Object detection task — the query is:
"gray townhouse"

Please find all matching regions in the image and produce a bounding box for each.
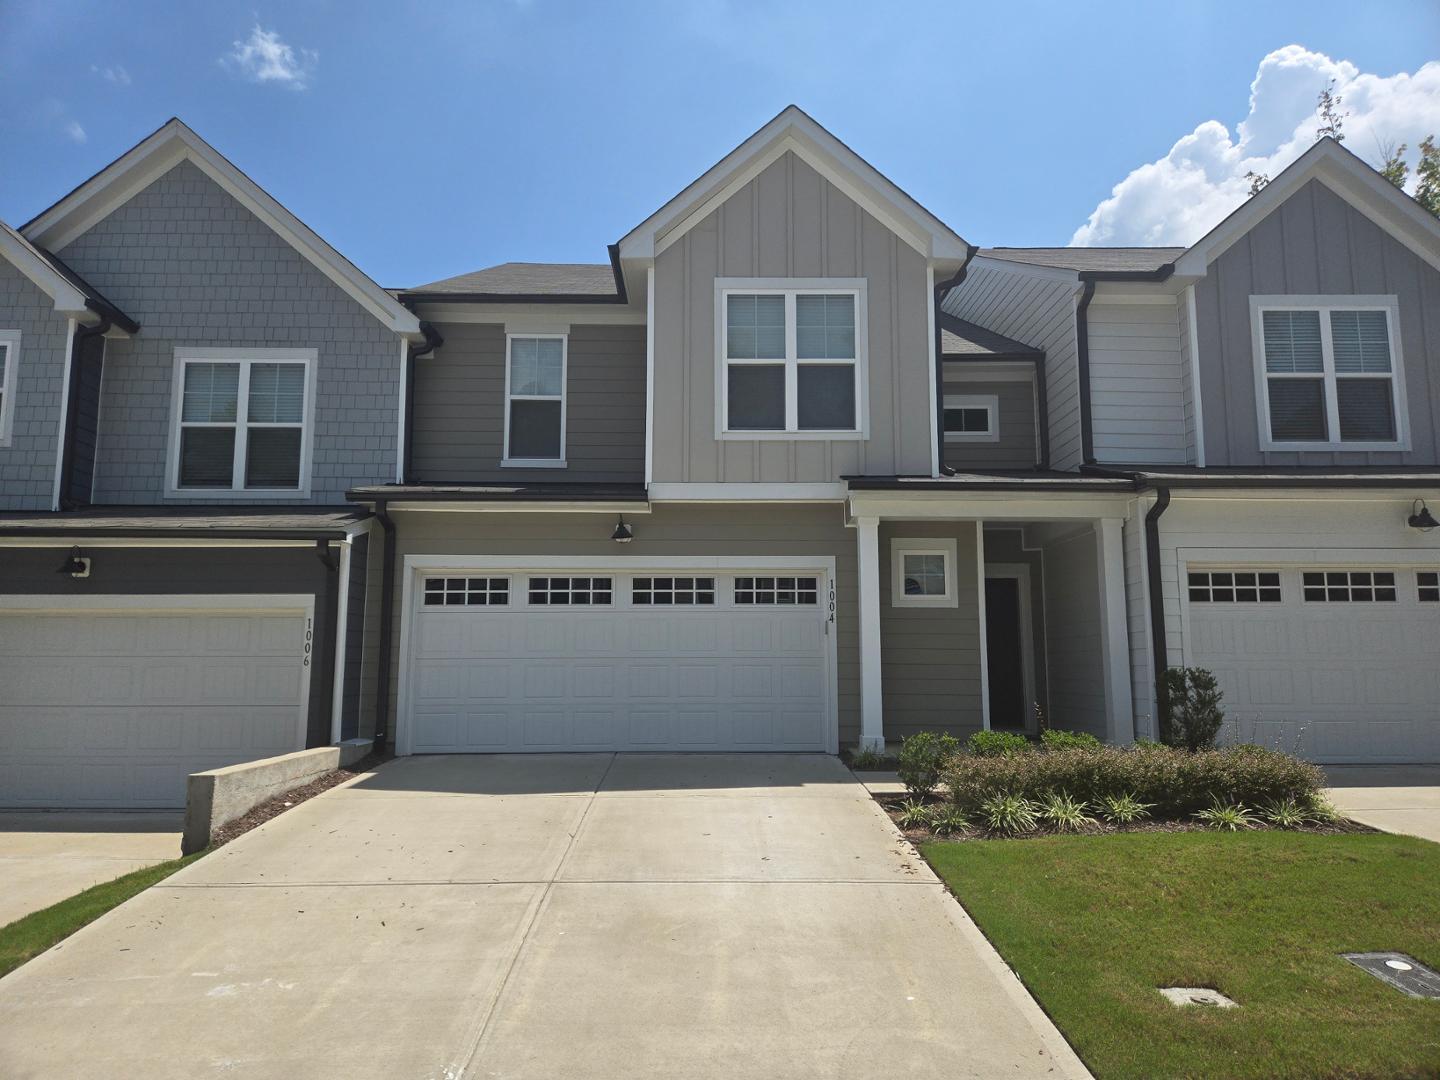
[2,107,1437,809]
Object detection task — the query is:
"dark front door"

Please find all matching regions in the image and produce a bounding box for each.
[985,577,1027,728]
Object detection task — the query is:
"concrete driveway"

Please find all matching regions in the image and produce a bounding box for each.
[1327,764,1440,843]
[0,754,1086,1080]
[0,812,182,927]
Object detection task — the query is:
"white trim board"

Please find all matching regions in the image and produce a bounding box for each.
[0,225,92,320]
[648,482,847,502]
[0,329,23,450]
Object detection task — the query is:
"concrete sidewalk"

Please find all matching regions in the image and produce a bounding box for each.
[0,753,1088,1080]
[1326,764,1440,843]
[0,812,182,927]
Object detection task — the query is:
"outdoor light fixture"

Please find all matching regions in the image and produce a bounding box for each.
[1408,499,1439,532]
[611,515,634,543]
[56,546,91,578]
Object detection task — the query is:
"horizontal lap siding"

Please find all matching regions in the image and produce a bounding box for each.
[410,323,644,483]
[944,265,1082,470]
[0,258,71,510]
[1088,302,1188,464]
[1196,178,1440,467]
[942,375,1037,469]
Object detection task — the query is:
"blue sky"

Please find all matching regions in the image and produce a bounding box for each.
[1,1,1437,287]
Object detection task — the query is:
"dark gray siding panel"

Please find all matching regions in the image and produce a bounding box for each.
[57,161,403,502]
[0,547,336,746]
[942,375,1038,470]
[410,322,645,483]
[0,258,71,510]
[1197,178,1440,466]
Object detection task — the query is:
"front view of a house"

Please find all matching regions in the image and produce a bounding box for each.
[2,106,1437,808]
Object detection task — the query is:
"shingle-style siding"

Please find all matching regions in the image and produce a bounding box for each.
[0,257,70,510]
[941,373,1037,469]
[1195,178,1440,466]
[55,160,402,503]
[652,150,934,483]
[409,321,645,483]
[1088,301,1188,465]
[945,264,1084,470]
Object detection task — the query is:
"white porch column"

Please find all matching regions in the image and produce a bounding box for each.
[856,515,885,752]
[1093,517,1135,744]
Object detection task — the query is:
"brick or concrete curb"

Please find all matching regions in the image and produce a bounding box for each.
[182,739,372,855]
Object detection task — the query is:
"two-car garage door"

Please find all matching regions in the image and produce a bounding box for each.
[1186,566,1440,763]
[0,600,312,808]
[403,566,835,753]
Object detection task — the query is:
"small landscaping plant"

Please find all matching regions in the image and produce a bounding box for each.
[1259,796,1311,829]
[1194,801,1257,831]
[896,731,960,797]
[928,804,971,837]
[1095,792,1153,825]
[1160,666,1226,750]
[1303,793,1342,824]
[847,745,888,770]
[966,729,1031,757]
[895,798,935,830]
[979,793,1040,836]
[1037,791,1097,833]
[1039,729,1102,752]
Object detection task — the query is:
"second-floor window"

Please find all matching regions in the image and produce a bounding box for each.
[1252,297,1407,451]
[719,282,866,437]
[168,348,314,496]
[0,330,19,447]
[504,334,566,466]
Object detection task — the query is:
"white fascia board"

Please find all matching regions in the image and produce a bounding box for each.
[0,229,90,317]
[1174,139,1440,277]
[23,120,422,336]
[847,490,1134,521]
[968,254,1080,285]
[618,106,969,262]
[413,302,645,326]
[383,500,653,514]
[648,482,847,502]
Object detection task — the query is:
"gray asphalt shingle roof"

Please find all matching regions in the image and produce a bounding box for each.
[939,315,1042,359]
[402,262,620,298]
[980,247,1184,273]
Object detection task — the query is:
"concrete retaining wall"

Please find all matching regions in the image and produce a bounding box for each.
[183,739,371,854]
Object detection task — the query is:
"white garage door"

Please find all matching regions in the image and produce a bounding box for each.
[404,567,834,753]
[0,600,312,808]
[1186,566,1440,763]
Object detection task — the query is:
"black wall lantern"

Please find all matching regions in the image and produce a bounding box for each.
[1408,499,1438,532]
[57,546,92,578]
[611,515,634,543]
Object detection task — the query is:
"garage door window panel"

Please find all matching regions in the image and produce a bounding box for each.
[1302,570,1397,603]
[1419,572,1439,603]
[1188,571,1282,603]
[734,576,818,605]
[423,577,509,606]
[529,576,612,605]
[633,577,716,605]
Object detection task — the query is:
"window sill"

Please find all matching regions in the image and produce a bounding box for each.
[891,595,959,609]
[164,488,312,500]
[717,430,867,442]
[1259,440,1411,453]
[944,433,1000,444]
[501,458,567,469]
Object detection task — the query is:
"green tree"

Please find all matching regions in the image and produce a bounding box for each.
[1316,79,1346,142]
[1415,136,1440,217]
[1378,140,1409,189]
[1159,667,1225,751]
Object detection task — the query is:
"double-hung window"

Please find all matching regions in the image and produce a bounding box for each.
[0,330,19,447]
[504,334,566,466]
[1252,297,1407,451]
[719,281,865,437]
[169,348,314,495]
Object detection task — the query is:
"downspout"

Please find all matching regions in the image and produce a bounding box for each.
[373,499,398,750]
[933,247,979,476]
[1075,279,1098,466]
[58,318,111,510]
[401,322,444,484]
[1143,486,1172,741]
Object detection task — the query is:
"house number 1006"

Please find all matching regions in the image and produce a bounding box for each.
[302,618,313,667]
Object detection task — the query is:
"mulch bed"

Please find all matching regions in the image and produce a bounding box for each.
[207,753,390,849]
[874,792,1373,842]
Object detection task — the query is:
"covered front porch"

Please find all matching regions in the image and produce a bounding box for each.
[847,476,1139,752]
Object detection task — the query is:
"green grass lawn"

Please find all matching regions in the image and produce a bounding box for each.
[922,832,1440,1080]
[0,853,203,980]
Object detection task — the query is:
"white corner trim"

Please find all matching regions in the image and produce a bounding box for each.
[975,522,991,730]
[891,536,960,608]
[644,264,656,486]
[855,516,885,751]
[0,329,24,452]
[49,322,76,506]
[1185,285,1205,467]
[395,337,408,484]
[943,393,1000,444]
[926,264,939,477]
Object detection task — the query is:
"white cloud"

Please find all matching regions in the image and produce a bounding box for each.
[223,25,318,89]
[63,119,87,143]
[1072,46,1440,246]
[91,64,131,86]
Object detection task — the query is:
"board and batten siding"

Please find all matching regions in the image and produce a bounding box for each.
[1195,177,1440,466]
[56,161,404,503]
[944,264,1084,470]
[409,322,645,483]
[651,150,933,483]
[941,374,1037,470]
[1087,301,1188,465]
[0,256,71,510]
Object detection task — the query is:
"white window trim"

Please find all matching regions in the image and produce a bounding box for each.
[891,536,959,608]
[0,330,19,448]
[714,277,869,441]
[165,347,317,499]
[1250,295,1410,452]
[943,393,1000,444]
[502,332,567,468]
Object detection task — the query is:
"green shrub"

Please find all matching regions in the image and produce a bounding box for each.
[1194,801,1256,831]
[967,730,1032,757]
[1040,729,1102,752]
[942,742,1324,818]
[1303,794,1342,824]
[897,731,960,797]
[895,798,934,830]
[979,793,1040,836]
[1038,791,1097,833]
[929,805,971,837]
[1160,667,1226,750]
[847,746,887,770]
[1096,792,1153,825]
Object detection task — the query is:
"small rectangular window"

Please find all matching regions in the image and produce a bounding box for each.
[505,336,565,464]
[528,576,612,605]
[1302,570,1396,603]
[1418,572,1439,603]
[734,576,818,605]
[423,577,509,606]
[632,577,716,605]
[943,395,998,443]
[1188,571,1282,603]
[0,332,21,447]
